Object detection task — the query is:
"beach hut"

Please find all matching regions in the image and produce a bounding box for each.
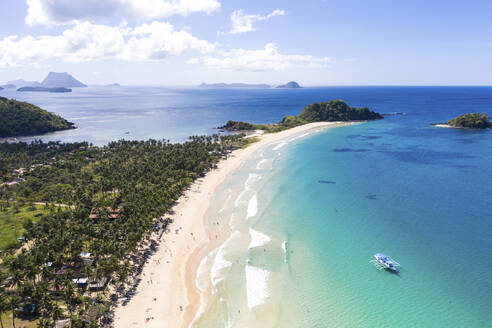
[80,252,94,265]
[72,277,88,288]
[89,276,110,291]
[89,207,120,220]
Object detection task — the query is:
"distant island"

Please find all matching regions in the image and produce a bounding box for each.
[0,86,3,91]
[17,86,72,93]
[200,83,271,89]
[4,72,87,90]
[276,81,301,88]
[433,113,492,129]
[200,82,303,89]
[220,100,383,132]
[1,84,16,89]
[41,72,87,87]
[0,97,75,137]
[6,79,43,88]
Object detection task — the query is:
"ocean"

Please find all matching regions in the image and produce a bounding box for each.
[2,86,491,327]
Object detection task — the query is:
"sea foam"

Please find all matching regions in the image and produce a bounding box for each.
[289,132,310,141]
[210,231,241,286]
[234,173,261,207]
[256,158,269,170]
[196,251,215,292]
[248,228,271,249]
[282,241,288,263]
[245,264,271,309]
[246,194,258,220]
[272,142,287,150]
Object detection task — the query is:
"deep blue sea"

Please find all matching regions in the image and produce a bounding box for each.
[2,86,491,327]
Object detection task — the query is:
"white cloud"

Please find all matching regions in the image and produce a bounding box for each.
[0,21,215,67]
[228,9,284,34]
[25,0,221,26]
[189,43,332,71]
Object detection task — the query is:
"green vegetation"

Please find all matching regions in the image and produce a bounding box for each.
[241,136,260,149]
[0,204,52,250]
[0,134,249,326]
[220,120,259,131]
[220,100,383,132]
[445,113,492,129]
[297,100,383,122]
[0,97,75,138]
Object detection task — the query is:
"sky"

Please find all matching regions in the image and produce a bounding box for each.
[0,0,491,86]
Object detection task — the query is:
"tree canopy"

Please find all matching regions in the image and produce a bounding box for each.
[0,97,75,138]
[445,113,492,129]
[0,134,250,326]
[298,100,383,122]
[220,100,382,132]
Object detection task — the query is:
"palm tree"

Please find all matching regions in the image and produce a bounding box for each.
[0,291,8,328]
[8,295,20,328]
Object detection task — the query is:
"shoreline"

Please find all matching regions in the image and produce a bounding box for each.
[432,123,491,130]
[112,121,354,328]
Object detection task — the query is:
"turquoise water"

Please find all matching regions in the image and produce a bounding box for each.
[256,122,492,327]
[192,87,492,327]
[2,86,491,326]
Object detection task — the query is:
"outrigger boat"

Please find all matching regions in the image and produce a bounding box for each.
[370,253,400,272]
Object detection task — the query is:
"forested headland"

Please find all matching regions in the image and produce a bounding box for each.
[219,100,383,132]
[443,113,492,129]
[0,97,75,138]
[0,135,250,327]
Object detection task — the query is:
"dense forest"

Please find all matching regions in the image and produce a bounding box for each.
[220,100,383,132]
[0,97,75,138]
[0,135,250,327]
[445,113,492,129]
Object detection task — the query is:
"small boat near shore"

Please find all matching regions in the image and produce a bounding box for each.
[370,253,400,272]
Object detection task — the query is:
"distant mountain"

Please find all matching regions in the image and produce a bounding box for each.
[276,81,302,88]
[42,72,87,88]
[200,83,271,89]
[7,79,42,88]
[18,87,72,93]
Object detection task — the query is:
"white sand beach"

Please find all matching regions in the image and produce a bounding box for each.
[112,122,352,328]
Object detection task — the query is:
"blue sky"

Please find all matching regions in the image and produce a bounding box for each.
[0,0,491,86]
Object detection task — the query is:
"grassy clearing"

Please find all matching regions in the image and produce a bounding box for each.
[0,204,49,250]
[242,136,260,149]
[0,311,39,328]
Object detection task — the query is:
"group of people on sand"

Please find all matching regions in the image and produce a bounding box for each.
[104,218,173,326]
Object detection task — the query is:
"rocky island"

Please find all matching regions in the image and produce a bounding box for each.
[220,100,383,132]
[276,81,302,88]
[434,113,492,129]
[0,97,75,137]
[17,86,72,93]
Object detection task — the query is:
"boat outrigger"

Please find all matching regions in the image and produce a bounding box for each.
[370,253,400,272]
